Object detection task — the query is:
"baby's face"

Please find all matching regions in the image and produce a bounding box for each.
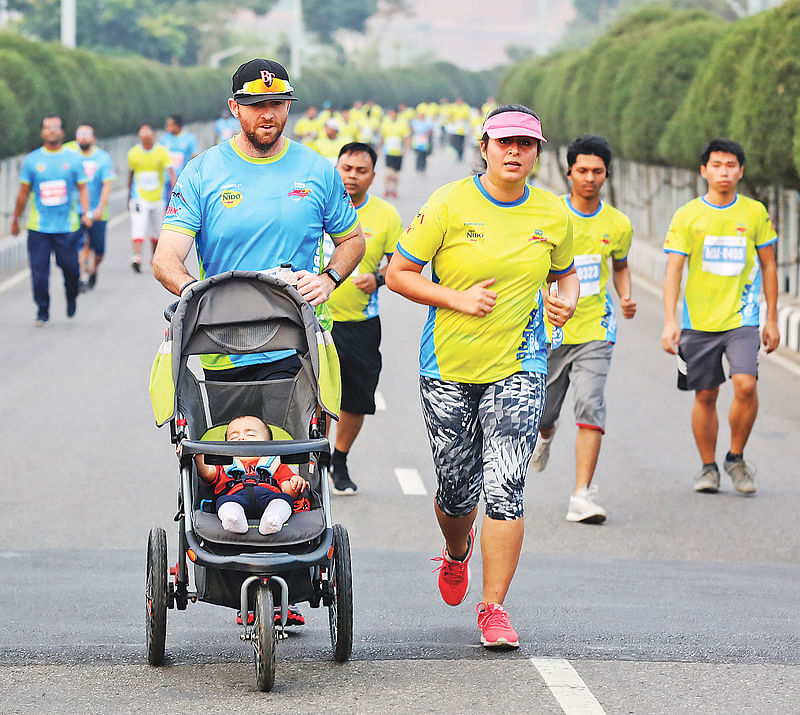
[226,417,270,441]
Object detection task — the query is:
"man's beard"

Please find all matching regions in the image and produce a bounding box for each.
[242,122,284,154]
[78,142,91,151]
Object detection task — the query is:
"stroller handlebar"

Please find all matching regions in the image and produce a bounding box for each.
[164,301,179,323]
[180,438,330,459]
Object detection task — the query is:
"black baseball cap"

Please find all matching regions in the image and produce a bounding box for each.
[232,59,298,105]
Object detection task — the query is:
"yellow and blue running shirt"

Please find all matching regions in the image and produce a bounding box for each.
[160,130,198,199]
[326,194,402,323]
[546,196,633,345]
[163,137,359,370]
[19,146,87,234]
[398,176,574,384]
[381,118,409,156]
[128,144,171,203]
[65,143,116,220]
[664,194,777,332]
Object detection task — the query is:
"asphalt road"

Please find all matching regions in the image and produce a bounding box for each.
[1,143,799,714]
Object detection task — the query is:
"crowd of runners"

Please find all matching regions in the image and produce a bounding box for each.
[8,55,781,650]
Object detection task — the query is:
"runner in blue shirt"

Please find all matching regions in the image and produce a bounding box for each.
[153,57,365,629]
[160,114,198,201]
[68,124,116,290]
[11,115,91,325]
[215,107,240,144]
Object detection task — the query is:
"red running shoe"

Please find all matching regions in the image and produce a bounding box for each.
[476,602,519,648]
[274,604,305,626]
[235,611,254,626]
[431,528,474,606]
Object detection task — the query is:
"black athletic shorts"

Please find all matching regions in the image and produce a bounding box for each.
[331,316,382,415]
[385,154,403,172]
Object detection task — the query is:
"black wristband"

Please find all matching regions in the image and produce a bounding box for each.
[374,271,385,288]
[180,279,197,294]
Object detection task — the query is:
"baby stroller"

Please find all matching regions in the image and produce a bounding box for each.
[148,270,352,691]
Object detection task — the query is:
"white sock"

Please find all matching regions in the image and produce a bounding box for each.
[259,499,292,535]
[217,502,249,534]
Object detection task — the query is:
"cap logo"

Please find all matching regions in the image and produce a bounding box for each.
[260,70,275,87]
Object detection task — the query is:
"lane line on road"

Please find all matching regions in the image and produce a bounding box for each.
[631,272,800,379]
[530,658,606,714]
[394,468,427,495]
[375,391,387,411]
[0,268,29,294]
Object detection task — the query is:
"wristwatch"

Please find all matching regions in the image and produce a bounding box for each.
[322,267,343,288]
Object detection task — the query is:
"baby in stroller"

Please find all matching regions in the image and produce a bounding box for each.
[195,415,310,536]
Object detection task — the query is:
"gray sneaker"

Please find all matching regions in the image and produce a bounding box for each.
[694,464,720,493]
[724,458,757,495]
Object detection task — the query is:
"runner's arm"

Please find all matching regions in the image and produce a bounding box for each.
[612,258,637,319]
[661,252,686,354]
[152,228,196,295]
[78,183,93,226]
[295,224,366,306]
[97,180,113,220]
[10,182,31,236]
[127,170,134,204]
[758,243,780,353]
[543,267,579,327]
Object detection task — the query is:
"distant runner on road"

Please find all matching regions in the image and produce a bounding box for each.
[387,105,578,649]
[325,142,403,495]
[10,115,90,325]
[160,114,198,201]
[530,135,636,525]
[662,138,779,496]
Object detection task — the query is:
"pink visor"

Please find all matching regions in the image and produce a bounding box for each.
[483,111,547,142]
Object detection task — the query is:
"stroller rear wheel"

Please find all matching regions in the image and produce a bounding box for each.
[253,582,276,691]
[328,523,353,662]
[145,527,168,665]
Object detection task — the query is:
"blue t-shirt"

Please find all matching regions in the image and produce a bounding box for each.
[20,146,87,234]
[163,137,360,369]
[160,130,198,197]
[215,117,240,143]
[73,146,116,218]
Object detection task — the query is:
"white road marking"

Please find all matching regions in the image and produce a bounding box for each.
[375,391,387,411]
[631,272,800,379]
[0,268,29,294]
[394,468,427,495]
[531,658,606,714]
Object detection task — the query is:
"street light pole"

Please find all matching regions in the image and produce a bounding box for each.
[61,0,76,48]
[291,0,302,79]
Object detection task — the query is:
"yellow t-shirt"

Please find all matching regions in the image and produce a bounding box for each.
[380,118,409,156]
[327,194,402,322]
[398,176,574,383]
[311,134,347,162]
[128,144,171,202]
[664,194,777,331]
[546,196,633,344]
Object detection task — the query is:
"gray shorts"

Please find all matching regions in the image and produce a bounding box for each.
[540,341,613,433]
[677,326,759,391]
[419,372,546,521]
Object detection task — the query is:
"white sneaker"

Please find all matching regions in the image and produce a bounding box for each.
[566,485,607,524]
[530,434,553,472]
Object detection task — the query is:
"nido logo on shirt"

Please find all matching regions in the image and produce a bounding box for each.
[220,189,242,208]
[464,221,486,245]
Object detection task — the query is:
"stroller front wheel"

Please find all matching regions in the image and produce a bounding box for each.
[328,523,353,662]
[145,527,168,666]
[253,582,276,691]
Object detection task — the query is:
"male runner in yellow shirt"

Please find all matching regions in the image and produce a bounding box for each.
[662,138,779,495]
[326,142,403,494]
[531,135,636,523]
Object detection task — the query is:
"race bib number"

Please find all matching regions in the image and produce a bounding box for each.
[413,133,429,149]
[39,179,68,207]
[385,136,402,154]
[702,236,747,277]
[136,170,160,192]
[169,151,185,170]
[574,254,602,296]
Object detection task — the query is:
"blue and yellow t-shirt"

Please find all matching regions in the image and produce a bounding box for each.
[547,196,633,345]
[664,194,777,332]
[160,130,198,198]
[398,176,574,383]
[163,136,359,370]
[128,144,172,203]
[326,194,402,323]
[65,143,116,220]
[380,118,409,156]
[20,146,87,234]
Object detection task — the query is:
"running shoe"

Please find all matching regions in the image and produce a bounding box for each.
[694,464,720,493]
[34,318,46,328]
[431,527,474,606]
[66,299,77,318]
[566,485,607,524]
[530,431,554,472]
[87,273,97,289]
[235,610,254,626]
[330,463,358,495]
[723,458,756,495]
[476,602,519,648]
[274,604,305,626]
[131,256,142,273]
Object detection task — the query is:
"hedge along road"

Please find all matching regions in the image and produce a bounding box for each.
[0,143,799,714]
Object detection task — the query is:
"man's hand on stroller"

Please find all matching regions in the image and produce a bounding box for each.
[295,270,335,306]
